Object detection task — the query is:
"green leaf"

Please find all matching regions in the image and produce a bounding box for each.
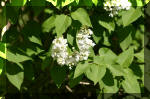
[136,0,143,6]
[67,28,76,46]
[99,69,119,93]
[75,0,79,4]
[120,33,132,51]
[99,20,115,32]
[100,79,118,93]
[29,36,42,46]
[122,69,141,93]
[92,0,98,5]
[145,0,150,4]
[7,72,24,90]
[94,48,117,65]
[103,31,111,46]
[71,8,92,27]
[107,65,124,76]
[7,51,32,63]
[6,63,24,90]
[61,0,74,6]
[42,16,55,32]
[55,14,72,36]
[85,64,106,85]
[50,66,67,88]
[116,47,134,68]
[122,7,142,27]
[74,62,90,78]
[11,0,27,6]
[95,48,125,77]
[134,49,144,63]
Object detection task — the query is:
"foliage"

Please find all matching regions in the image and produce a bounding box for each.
[0,0,150,99]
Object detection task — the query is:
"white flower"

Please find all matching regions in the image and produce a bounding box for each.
[1,1,5,7]
[51,27,95,67]
[57,57,66,65]
[88,29,93,35]
[76,27,95,61]
[104,0,131,17]
[51,36,69,65]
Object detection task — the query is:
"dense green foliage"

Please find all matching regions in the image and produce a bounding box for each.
[0,0,150,99]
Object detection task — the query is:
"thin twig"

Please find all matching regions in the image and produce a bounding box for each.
[79,81,91,85]
[65,85,73,93]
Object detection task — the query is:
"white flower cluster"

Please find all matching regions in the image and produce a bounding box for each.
[76,27,95,61]
[51,27,95,67]
[1,0,6,7]
[51,37,68,65]
[104,0,131,17]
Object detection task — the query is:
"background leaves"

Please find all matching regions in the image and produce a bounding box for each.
[0,0,148,99]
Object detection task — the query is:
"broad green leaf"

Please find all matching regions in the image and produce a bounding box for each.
[71,8,92,27]
[117,47,134,68]
[50,66,67,88]
[11,0,27,6]
[6,63,24,90]
[134,49,144,63]
[92,0,98,5]
[29,36,42,46]
[67,33,74,46]
[122,7,142,27]
[94,48,124,77]
[85,64,106,85]
[7,72,24,90]
[120,33,132,51]
[122,69,141,93]
[74,62,90,78]
[7,51,32,63]
[89,47,95,57]
[94,48,117,65]
[55,14,72,36]
[42,16,55,32]
[99,20,115,32]
[107,65,124,76]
